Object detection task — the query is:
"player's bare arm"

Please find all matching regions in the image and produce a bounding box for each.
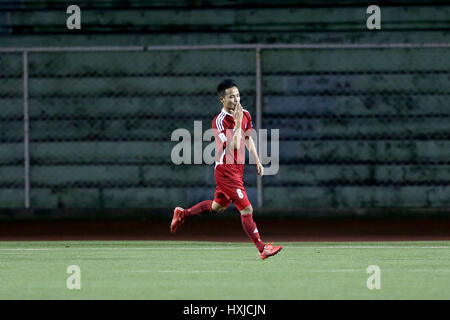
[245,136,264,176]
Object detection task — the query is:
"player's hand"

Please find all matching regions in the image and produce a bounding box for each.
[256,162,264,176]
[233,102,243,123]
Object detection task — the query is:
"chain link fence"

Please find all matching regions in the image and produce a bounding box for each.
[0,52,24,208]
[261,47,450,209]
[0,45,449,211]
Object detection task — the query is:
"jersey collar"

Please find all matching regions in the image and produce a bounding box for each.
[221,108,233,117]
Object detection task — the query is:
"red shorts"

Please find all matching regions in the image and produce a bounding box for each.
[213,170,251,211]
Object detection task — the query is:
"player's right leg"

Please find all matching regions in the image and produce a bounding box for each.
[170,200,213,233]
[170,187,230,233]
[211,201,227,214]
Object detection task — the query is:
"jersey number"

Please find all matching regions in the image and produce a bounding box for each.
[236,189,244,199]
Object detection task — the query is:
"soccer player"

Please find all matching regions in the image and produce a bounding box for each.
[170,79,282,260]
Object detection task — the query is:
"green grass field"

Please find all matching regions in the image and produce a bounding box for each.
[0,240,449,300]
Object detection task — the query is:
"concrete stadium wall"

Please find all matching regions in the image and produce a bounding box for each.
[0,3,450,46]
[0,2,449,211]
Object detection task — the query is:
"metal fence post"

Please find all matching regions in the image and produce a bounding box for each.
[255,47,263,208]
[23,51,30,209]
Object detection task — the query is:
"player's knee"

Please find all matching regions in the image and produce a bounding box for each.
[214,207,226,214]
[212,202,227,214]
[240,205,253,215]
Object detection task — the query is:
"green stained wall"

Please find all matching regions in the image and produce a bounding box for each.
[0,3,449,210]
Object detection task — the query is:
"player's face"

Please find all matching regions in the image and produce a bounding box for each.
[220,86,240,112]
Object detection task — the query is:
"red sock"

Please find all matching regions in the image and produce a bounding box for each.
[240,214,265,253]
[184,200,213,217]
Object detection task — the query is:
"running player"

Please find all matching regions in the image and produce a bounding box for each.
[170,79,282,260]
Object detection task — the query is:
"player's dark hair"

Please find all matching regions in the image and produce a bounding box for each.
[217,79,237,98]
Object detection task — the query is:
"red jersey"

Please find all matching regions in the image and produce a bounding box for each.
[212,108,253,180]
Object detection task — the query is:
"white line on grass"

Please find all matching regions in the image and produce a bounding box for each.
[284,269,450,274]
[406,270,450,272]
[0,247,248,251]
[134,269,368,274]
[303,269,363,273]
[108,270,230,274]
[0,245,449,251]
[123,269,361,274]
[157,270,229,273]
[287,246,450,249]
[130,269,450,274]
[298,269,450,273]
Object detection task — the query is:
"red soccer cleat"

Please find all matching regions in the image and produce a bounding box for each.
[170,207,186,233]
[259,242,283,260]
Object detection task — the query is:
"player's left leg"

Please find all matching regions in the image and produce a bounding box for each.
[235,193,283,260]
[240,206,283,259]
[216,183,265,252]
[239,204,265,253]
